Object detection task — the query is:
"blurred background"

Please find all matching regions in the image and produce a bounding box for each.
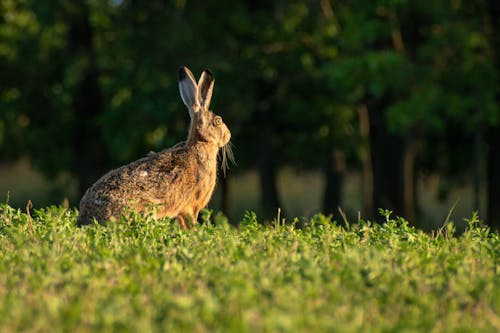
[1,0,499,229]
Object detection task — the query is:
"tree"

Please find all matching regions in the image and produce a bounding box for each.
[482,0,500,228]
[66,1,110,196]
[1,0,499,228]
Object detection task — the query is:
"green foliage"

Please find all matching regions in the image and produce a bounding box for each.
[1,0,500,223]
[0,204,498,332]
[0,0,498,276]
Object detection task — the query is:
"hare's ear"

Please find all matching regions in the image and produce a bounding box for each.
[178,66,199,117]
[197,69,214,110]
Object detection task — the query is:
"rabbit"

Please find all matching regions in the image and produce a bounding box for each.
[76,66,233,228]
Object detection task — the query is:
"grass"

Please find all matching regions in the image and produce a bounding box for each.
[0,204,498,332]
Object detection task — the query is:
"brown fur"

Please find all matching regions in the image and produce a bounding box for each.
[77,67,231,227]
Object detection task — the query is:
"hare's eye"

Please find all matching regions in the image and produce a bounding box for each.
[213,116,222,126]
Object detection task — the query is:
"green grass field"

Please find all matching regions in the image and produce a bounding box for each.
[0,204,498,332]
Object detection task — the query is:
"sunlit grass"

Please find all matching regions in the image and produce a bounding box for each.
[0,204,498,332]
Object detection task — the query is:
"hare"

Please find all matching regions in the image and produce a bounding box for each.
[77,66,232,228]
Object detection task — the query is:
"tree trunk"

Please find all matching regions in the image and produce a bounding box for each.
[368,98,405,218]
[371,118,418,222]
[368,5,422,223]
[252,77,282,218]
[402,136,418,222]
[257,125,281,217]
[322,149,345,216]
[357,104,375,219]
[486,128,500,228]
[487,0,500,229]
[67,4,108,198]
[242,0,282,219]
[473,128,483,212]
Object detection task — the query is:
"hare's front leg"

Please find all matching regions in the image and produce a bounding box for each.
[176,214,189,229]
[176,213,198,229]
[176,211,199,229]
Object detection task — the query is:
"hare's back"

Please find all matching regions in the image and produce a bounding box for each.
[77,150,186,225]
[77,165,138,225]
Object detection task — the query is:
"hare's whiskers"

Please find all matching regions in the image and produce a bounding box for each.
[220,142,235,176]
